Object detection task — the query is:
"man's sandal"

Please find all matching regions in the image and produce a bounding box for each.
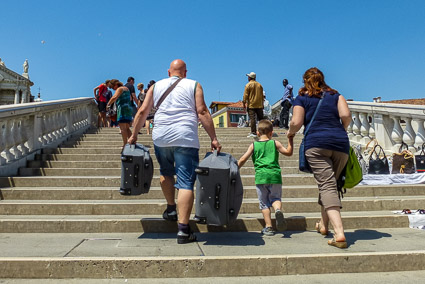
[327,238,347,249]
[315,220,329,236]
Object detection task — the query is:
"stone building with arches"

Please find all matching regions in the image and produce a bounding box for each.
[0,62,34,105]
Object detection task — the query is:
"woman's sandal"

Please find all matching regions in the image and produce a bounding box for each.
[328,238,347,249]
[315,220,329,236]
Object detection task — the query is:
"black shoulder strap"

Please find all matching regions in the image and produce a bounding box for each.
[155,78,183,109]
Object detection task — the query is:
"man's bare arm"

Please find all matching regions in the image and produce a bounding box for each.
[195,83,221,152]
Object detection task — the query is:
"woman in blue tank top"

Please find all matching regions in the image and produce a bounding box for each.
[106,79,133,147]
[287,67,352,248]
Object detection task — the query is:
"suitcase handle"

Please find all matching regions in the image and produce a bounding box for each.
[215,184,221,209]
[195,167,209,175]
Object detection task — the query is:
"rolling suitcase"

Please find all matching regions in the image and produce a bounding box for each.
[120,143,154,195]
[195,150,243,226]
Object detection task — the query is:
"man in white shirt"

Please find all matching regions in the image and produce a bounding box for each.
[128,59,221,244]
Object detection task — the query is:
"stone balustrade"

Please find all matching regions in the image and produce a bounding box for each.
[0,98,97,176]
[347,101,425,153]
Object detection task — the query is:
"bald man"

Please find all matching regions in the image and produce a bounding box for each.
[129,59,221,244]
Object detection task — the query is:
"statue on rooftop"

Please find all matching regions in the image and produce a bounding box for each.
[23,59,29,73]
[0,58,5,67]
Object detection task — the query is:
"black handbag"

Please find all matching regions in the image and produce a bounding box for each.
[415,143,425,173]
[392,142,415,174]
[368,144,390,174]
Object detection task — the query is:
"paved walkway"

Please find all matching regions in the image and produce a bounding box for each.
[1,228,424,258]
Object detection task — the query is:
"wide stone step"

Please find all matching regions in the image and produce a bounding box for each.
[2,185,425,200]
[0,211,409,233]
[0,175,316,187]
[27,159,302,168]
[61,142,301,150]
[18,166,302,176]
[0,229,424,278]
[0,196,423,215]
[41,147,298,157]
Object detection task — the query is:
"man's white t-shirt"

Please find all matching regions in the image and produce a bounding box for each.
[152,76,199,149]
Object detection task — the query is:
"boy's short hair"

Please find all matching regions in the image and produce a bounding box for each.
[258,119,273,135]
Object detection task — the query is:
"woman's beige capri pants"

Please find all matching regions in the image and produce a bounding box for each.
[305,147,348,209]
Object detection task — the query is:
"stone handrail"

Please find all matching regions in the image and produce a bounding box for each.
[347,101,425,153]
[0,98,97,176]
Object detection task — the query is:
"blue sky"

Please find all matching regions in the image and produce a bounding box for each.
[1,0,425,106]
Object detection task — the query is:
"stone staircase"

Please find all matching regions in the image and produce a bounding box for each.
[0,127,424,279]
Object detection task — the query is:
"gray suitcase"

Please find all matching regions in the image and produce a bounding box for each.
[195,150,244,226]
[120,143,153,195]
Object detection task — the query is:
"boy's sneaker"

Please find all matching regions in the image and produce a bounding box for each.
[261,227,275,236]
[162,209,177,221]
[275,210,287,231]
[177,230,197,244]
[247,133,256,138]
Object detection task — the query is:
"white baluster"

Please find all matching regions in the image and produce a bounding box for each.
[46,113,56,143]
[53,112,62,138]
[59,112,67,136]
[9,119,22,159]
[368,115,376,139]
[402,117,415,151]
[391,116,403,152]
[42,115,52,145]
[17,118,30,155]
[352,112,362,142]
[414,118,425,151]
[0,120,7,165]
[347,116,355,139]
[360,112,371,144]
[24,115,36,152]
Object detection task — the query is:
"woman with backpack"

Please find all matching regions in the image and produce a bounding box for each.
[286,67,351,248]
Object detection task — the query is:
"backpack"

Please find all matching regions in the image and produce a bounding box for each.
[337,147,363,198]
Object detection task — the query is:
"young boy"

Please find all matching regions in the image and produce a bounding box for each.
[238,119,293,236]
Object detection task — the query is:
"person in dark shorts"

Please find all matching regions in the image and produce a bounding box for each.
[93,80,110,127]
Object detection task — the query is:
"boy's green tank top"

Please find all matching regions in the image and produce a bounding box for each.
[252,140,282,185]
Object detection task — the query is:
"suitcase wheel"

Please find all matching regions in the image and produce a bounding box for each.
[231,179,236,184]
[194,215,207,224]
[119,188,131,195]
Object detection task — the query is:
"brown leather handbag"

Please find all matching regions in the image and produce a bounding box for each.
[391,142,415,174]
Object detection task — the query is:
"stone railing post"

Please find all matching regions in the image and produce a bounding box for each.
[373,113,394,150]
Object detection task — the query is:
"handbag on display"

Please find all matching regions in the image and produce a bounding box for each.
[354,144,369,175]
[299,93,325,173]
[368,144,390,174]
[415,143,425,173]
[391,142,415,174]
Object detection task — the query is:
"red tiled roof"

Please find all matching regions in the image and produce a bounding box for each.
[227,101,244,108]
[210,101,234,105]
[383,98,425,105]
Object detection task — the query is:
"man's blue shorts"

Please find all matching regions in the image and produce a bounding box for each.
[154,145,199,190]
